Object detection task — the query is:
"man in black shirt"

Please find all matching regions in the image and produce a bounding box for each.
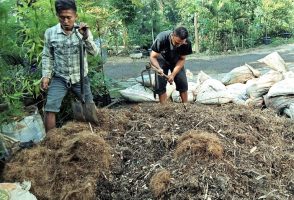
[150,26,192,104]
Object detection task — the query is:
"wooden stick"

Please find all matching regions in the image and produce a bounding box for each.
[149,64,169,79]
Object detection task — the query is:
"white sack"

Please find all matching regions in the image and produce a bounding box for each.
[136,74,155,87]
[258,52,288,73]
[246,70,283,99]
[196,79,233,104]
[226,83,248,105]
[246,78,259,87]
[283,103,294,119]
[194,71,212,95]
[119,83,175,102]
[120,84,159,102]
[264,78,294,113]
[245,97,264,108]
[186,69,194,81]
[283,71,294,79]
[197,71,211,84]
[172,82,198,102]
[136,69,194,87]
[267,78,294,97]
[222,63,260,85]
[264,95,294,112]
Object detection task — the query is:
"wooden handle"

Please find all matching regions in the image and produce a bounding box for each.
[149,64,169,79]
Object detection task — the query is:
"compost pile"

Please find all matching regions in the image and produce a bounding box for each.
[2,103,294,199]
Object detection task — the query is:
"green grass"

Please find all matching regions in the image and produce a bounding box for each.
[267,37,294,47]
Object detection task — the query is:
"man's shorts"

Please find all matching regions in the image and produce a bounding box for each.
[44,75,93,113]
[155,64,188,95]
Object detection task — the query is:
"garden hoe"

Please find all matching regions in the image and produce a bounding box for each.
[71,28,99,125]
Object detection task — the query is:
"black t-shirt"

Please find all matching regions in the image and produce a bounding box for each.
[151,30,192,66]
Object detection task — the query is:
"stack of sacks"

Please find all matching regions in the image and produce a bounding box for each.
[243,52,288,107]
[245,70,283,107]
[264,72,294,118]
[121,69,195,102]
[221,64,261,106]
[222,63,261,85]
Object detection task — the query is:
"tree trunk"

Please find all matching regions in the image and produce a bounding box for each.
[194,13,199,53]
[122,27,128,52]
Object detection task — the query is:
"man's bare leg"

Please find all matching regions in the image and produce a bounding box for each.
[45,112,56,132]
[159,92,167,104]
[180,91,188,103]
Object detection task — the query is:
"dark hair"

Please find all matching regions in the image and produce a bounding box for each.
[173,27,189,40]
[55,0,77,14]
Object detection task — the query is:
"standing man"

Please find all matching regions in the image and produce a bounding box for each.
[41,0,98,132]
[150,26,192,104]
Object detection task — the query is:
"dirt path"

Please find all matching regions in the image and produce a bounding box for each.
[104,43,294,81]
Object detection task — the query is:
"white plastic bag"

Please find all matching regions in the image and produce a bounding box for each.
[0,182,37,200]
[1,107,45,143]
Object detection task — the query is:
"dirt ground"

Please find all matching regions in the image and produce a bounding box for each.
[2,102,294,199]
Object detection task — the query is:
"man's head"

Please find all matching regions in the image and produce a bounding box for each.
[55,0,77,31]
[172,26,189,47]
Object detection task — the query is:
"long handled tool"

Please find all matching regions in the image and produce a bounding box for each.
[141,63,170,99]
[71,28,99,124]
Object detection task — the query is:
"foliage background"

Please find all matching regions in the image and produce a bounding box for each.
[0,0,294,123]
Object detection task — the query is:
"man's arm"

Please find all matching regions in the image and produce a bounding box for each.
[168,55,186,83]
[150,50,164,74]
[77,22,98,56]
[41,29,53,90]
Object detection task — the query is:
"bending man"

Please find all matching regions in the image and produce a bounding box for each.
[150,26,192,103]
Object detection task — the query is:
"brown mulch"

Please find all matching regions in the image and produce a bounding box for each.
[2,103,294,199]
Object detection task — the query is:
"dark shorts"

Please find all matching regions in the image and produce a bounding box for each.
[155,63,188,95]
[44,75,93,113]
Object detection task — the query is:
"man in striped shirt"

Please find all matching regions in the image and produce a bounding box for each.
[41,0,98,132]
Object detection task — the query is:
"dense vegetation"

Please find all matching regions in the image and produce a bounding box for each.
[0,0,294,123]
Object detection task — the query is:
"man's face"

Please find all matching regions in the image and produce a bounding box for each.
[58,9,77,31]
[172,34,187,47]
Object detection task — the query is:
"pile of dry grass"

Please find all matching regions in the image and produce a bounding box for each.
[3,122,112,200]
[2,102,294,199]
[149,169,172,198]
[175,130,223,159]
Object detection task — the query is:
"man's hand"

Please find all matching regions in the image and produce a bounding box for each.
[167,74,175,84]
[157,68,164,76]
[41,77,50,90]
[78,22,89,40]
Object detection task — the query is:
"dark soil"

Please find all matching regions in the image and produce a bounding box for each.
[2,102,294,199]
